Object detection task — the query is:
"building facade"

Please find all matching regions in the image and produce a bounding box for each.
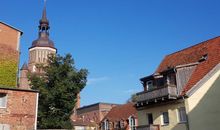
[0,88,38,130]
[0,22,22,87]
[71,102,118,130]
[100,103,137,130]
[135,36,220,130]
[0,21,39,130]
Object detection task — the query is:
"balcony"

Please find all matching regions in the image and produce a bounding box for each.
[137,125,160,130]
[136,84,177,103]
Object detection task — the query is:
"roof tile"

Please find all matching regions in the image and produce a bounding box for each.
[154,36,220,95]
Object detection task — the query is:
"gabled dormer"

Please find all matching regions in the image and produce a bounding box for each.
[136,62,198,107]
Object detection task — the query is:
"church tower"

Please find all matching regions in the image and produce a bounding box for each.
[19,2,56,89]
[28,2,57,73]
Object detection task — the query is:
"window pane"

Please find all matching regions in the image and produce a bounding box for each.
[147,81,154,91]
[178,107,187,122]
[147,113,153,124]
[163,112,169,124]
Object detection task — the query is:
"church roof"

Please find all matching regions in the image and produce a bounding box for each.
[29,1,56,50]
[39,4,49,25]
[30,36,55,49]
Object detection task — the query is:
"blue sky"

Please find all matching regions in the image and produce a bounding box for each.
[1,0,220,106]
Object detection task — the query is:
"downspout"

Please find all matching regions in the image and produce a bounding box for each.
[16,32,21,87]
[183,96,190,130]
[34,92,39,130]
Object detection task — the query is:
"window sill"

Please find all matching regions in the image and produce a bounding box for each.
[161,124,169,126]
[178,121,187,124]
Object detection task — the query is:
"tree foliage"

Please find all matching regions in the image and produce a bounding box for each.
[127,93,138,103]
[29,54,88,129]
[0,50,18,88]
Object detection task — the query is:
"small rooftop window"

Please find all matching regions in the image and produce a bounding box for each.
[199,54,208,62]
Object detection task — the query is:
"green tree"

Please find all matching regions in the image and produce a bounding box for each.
[29,54,88,129]
[127,93,138,103]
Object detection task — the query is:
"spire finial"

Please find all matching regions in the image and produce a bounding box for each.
[42,0,47,21]
[39,0,49,29]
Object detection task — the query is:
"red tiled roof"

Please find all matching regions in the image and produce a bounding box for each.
[103,103,137,122]
[155,36,220,95]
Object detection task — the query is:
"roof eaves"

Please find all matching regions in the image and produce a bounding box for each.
[0,21,23,35]
[0,86,39,93]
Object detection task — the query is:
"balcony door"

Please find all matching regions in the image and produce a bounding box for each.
[146,81,154,91]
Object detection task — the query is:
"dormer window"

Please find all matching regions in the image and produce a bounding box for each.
[146,81,154,91]
[129,116,136,130]
[199,54,208,62]
[104,119,110,130]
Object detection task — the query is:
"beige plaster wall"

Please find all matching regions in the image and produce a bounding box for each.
[185,68,220,130]
[137,102,187,130]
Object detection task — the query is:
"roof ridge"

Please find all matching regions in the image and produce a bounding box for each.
[166,36,220,57]
[0,21,23,35]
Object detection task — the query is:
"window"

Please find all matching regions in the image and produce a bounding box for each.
[129,116,136,130]
[104,119,110,130]
[0,93,7,108]
[162,112,169,125]
[116,121,121,129]
[0,124,10,130]
[146,81,154,91]
[178,107,187,123]
[147,113,153,125]
[101,122,105,130]
[120,120,124,128]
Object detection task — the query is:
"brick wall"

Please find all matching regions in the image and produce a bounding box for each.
[0,22,21,51]
[0,22,22,87]
[0,88,38,130]
[74,103,117,124]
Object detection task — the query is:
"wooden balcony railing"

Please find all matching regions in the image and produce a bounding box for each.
[137,125,160,130]
[136,85,177,102]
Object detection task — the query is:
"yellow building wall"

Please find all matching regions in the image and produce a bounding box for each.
[137,102,187,130]
[185,68,220,130]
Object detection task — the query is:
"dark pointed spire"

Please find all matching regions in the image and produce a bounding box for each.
[21,62,28,70]
[30,0,55,49]
[42,1,47,20]
[39,0,49,30]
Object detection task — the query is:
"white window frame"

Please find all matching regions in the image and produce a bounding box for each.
[120,120,124,128]
[129,116,136,130]
[177,107,187,123]
[104,119,109,130]
[0,93,7,108]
